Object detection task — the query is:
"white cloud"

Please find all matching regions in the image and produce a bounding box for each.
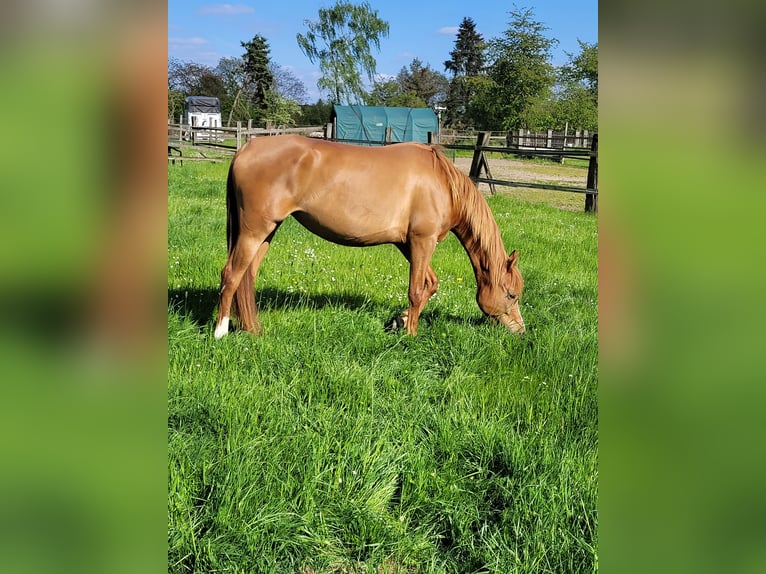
[437,26,459,35]
[198,4,255,15]
[168,37,208,48]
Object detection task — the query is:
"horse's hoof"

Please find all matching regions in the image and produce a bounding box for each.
[213,316,229,339]
[384,314,407,332]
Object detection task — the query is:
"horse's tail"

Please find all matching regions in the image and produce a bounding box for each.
[225,159,238,252]
[224,159,257,332]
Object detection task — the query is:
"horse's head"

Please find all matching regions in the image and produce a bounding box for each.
[477,250,526,334]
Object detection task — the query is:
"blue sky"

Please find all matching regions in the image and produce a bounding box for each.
[168,1,598,101]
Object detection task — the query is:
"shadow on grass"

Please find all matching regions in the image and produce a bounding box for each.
[167,287,498,335]
[168,286,391,330]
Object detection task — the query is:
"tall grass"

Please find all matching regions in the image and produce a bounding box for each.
[168,159,597,573]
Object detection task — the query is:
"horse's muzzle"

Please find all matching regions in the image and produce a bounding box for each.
[497,312,526,335]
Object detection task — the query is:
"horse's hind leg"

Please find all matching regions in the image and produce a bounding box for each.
[215,237,259,338]
[215,225,278,338]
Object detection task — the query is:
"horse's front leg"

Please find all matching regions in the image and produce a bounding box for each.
[403,239,439,335]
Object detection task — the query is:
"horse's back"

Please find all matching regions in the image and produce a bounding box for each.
[231,136,455,246]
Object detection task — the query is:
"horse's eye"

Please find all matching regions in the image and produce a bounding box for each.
[506,293,517,300]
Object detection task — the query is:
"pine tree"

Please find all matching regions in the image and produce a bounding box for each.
[241,35,274,115]
[444,17,485,77]
[443,17,485,127]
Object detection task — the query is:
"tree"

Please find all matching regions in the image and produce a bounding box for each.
[168,57,226,119]
[262,90,301,127]
[560,40,598,102]
[241,34,275,115]
[477,7,558,130]
[443,17,485,127]
[366,78,426,107]
[366,59,447,108]
[366,78,402,106]
[396,58,448,107]
[215,56,250,126]
[216,56,307,126]
[168,88,186,121]
[298,98,334,126]
[168,58,225,99]
[555,40,598,130]
[444,17,485,77]
[271,63,308,105]
[297,1,389,104]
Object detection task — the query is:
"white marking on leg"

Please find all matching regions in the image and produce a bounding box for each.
[214,316,230,339]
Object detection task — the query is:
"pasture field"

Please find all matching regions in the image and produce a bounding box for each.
[168,157,597,573]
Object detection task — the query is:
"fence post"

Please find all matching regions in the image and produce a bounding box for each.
[585,134,598,213]
[325,122,333,139]
[236,121,242,150]
[469,132,496,194]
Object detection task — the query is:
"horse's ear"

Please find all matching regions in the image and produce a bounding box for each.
[506,250,519,271]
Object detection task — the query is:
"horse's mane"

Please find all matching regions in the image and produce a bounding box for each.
[429,146,509,280]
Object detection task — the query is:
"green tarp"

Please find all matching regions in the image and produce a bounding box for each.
[332,105,438,144]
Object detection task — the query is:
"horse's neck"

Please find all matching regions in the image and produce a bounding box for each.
[452,198,506,288]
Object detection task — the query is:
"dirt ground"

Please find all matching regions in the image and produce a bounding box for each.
[451,155,590,211]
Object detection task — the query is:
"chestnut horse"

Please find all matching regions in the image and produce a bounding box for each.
[214,135,525,338]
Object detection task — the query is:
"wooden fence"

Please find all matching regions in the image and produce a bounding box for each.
[434,131,598,213]
[168,121,597,213]
[438,128,594,151]
[167,120,325,152]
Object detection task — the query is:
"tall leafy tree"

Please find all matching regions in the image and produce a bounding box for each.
[546,41,598,131]
[560,40,598,101]
[477,7,558,130]
[296,1,389,104]
[443,17,485,126]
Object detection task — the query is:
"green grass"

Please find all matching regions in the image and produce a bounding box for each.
[168,160,597,573]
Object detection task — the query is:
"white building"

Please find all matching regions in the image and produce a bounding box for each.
[184,96,221,140]
[184,96,221,128]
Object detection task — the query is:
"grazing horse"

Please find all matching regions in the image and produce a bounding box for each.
[214,135,525,338]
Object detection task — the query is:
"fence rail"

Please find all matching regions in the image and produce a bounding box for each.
[167,121,325,152]
[167,121,597,214]
[437,131,598,213]
[439,128,595,151]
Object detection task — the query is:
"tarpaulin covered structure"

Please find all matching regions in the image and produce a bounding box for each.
[185,96,220,113]
[332,105,438,144]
